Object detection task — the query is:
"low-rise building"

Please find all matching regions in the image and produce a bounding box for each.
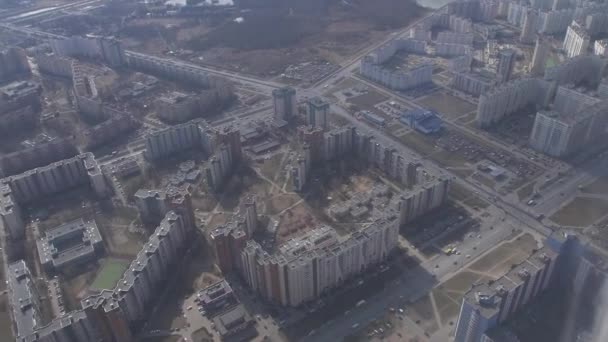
[212,305,256,341]
[198,280,237,316]
[37,218,104,274]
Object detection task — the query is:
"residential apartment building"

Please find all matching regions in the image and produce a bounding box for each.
[595,39,608,57]
[437,32,474,45]
[1,153,109,239]
[530,35,551,76]
[144,122,208,161]
[520,9,539,44]
[476,78,553,127]
[436,43,473,57]
[397,178,451,225]
[306,97,330,130]
[272,86,297,122]
[544,54,607,86]
[452,71,496,96]
[496,49,516,83]
[81,211,193,326]
[240,217,399,307]
[563,22,590,58]
[0,47,30,82]
[454,245,559,342]
[8,260,41,339]
[529,100,608,157]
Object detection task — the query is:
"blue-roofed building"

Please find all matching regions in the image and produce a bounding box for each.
[400,109,442,134]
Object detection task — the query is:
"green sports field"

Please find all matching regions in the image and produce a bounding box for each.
[91,259,130,290]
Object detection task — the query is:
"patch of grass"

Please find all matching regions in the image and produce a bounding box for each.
[463,196,489,209]
[550,197,608,227]
[471,172,496,190]
[258,153,284,181]
[91,259,130,290]
[430,150,468,168]
[185,14,323,51]
[417,92,476,119]
[396,132,437,156]
[346,91,388,108]
[441,271,485,294]
[581,177,608,195]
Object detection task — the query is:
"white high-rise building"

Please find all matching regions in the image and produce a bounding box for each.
[595,39,608,57]
[563,22,590,58]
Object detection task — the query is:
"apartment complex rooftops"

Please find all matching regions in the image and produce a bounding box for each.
[306,96,329,109]
[567,22,590,38]
[7,260,39,338]
[158,91,193,104]
[37,218,104,272]
[20,310,89,342]
[279,226,338,257]
[0,80,41,99]
[463,245,557,319]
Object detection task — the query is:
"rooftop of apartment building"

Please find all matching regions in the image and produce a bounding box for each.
[307,96,329,109]
[0,80,40,99]
[542,99,608,125]
[568,22,590,38]
[158,91,196,104]
[463,244,557,319]
[37,218,103,268]
[19,310,90,342]
[272,86,296,97]
[7,260,38,338]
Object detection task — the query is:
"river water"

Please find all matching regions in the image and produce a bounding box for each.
[416,0,453,9]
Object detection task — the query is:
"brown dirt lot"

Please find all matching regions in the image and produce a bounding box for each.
[408,294,439,335]
[581,177,608,195]
[266,194,301,215]
[276,202,318,244]
[417,92,476,120]
[550,197,608,227]
[429,233,539,326]
[347,91,389,109]
[122,0,425,78]
[467,234,538,276]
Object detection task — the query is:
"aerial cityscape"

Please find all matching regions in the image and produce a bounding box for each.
[0,0,607,341]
